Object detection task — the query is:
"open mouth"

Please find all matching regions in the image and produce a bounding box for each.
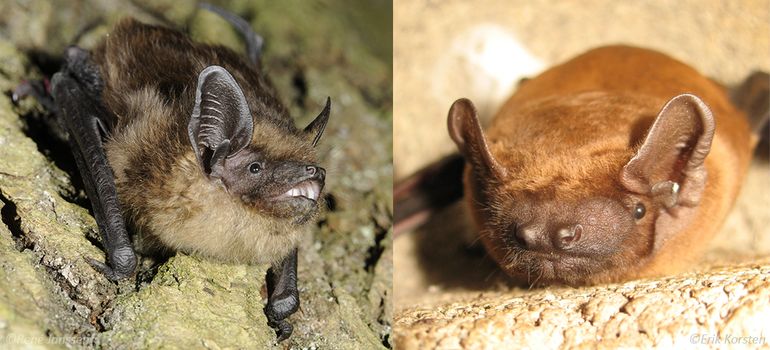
[279,180,322,201]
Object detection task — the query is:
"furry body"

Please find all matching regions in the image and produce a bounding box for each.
[92,20,315,265]
[452,46,756,285]
[28,8,331,340]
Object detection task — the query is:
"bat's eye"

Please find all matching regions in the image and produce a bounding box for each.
[248,162,262,174]
[633,202,646,220]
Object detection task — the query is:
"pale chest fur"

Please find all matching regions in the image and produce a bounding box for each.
[147,169,303,266]
[114,147,302,265]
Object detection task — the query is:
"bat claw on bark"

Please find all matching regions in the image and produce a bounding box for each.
[269,319,293,342]
[85,257,133,281]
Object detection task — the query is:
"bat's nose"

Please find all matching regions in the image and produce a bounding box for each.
[554,224,582,250]
[515,223,582,252]
[305,165,326,179]
[514,224,548,251]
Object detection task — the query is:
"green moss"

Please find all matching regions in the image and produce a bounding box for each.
[0,227,51,350]
[100,255,274,349]
[0,0,392,348]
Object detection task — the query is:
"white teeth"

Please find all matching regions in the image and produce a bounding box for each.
[283,181,321,200]
[306,182,320,201]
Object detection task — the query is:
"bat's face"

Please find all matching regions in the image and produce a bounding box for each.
[188,65,332,224]
[472,180,656,286]
[449,94,715,285]
[220,144,326,222]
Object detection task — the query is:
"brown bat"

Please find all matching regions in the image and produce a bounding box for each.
[397,45,767,286]
[14,4,330,340]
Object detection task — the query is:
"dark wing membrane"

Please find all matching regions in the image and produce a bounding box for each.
[51,48,137,279]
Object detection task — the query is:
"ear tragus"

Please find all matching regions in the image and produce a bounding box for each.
[620,94,715,207]
[203,140,231,176]
[188,65,254,177]
[304,97,331,147]
[447,98,506,178]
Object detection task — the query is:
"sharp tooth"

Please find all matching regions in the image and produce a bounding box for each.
[281,181,322,199]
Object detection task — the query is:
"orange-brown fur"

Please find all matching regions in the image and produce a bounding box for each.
[468,45,754,283]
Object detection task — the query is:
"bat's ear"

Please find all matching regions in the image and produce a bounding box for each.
[189,65,254,178]
[304,97,331,147]
[447,98,506,178]
[621,94,715,253]
[620,94,715,209]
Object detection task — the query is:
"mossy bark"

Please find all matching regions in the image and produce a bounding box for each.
[0,1,392,348]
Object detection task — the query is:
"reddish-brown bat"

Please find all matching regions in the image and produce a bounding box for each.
[400,45,767,286]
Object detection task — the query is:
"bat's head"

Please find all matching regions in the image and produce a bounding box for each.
[448,94,715,285]
[188,66,330,224]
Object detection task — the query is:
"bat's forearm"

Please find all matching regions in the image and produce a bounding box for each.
[52,71,136,280]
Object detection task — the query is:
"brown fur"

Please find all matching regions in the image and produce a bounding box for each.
[96,19,319,265]
[456,45,754,285]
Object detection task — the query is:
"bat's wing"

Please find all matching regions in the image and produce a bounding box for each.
[51,46,136,280]
[199,3,263,66]
[732,71,769,135]
[394,154,466,237]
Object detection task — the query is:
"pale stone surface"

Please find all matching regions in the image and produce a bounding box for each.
[395,261,770,349]
[393,1,770,348]
[394,0,770,178]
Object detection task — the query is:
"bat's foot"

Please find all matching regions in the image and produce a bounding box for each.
[265,293,299,342]
[85,246,137,281]
[265,248,299,342]
[268,318,293,342]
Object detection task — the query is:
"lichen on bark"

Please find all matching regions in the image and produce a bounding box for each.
[0,1,392,348]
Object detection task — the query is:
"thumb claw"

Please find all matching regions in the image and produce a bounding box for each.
[85,256,133,281]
